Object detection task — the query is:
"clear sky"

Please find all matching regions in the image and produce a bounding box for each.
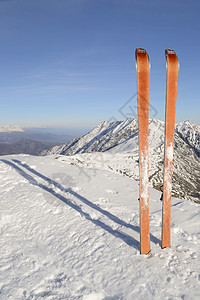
[0,0,199,129]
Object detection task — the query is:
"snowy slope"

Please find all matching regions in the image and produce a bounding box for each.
[40,118,138,156]
[0,154,200,299]
[176,120,200,156]
[40,119,200,157]
[41,119,200,203]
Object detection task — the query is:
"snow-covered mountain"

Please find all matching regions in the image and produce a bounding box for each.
[176,120,200,157]
[0,125,24,133]
[40,118,138,155]
[0,154,200,299]
[41,118,200,203]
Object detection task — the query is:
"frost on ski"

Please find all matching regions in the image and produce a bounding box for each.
[140,148,149,208]
[164,142,174,200]
[166,142,174,161]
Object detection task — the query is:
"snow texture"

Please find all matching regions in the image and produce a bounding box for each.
[0,154,200,299]
[176,120,200,156]
[166,143,174,162]
[164,143,173,200]
[140,148,149,208]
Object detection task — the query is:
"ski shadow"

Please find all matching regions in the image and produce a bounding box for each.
[12,159,161,247]
[152,200,183,215]
[1,159,141,250]
[172,201,183,207]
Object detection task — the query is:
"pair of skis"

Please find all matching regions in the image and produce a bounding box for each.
[135,48,179,254]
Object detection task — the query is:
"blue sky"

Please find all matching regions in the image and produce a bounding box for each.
[0,0,199,129]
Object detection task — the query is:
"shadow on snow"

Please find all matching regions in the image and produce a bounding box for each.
[1,158,161,250]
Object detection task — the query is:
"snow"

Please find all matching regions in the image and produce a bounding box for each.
[166,143,174,162]
[140,148,149,208]
[176,120,200,156]
[41,118,200,203]
[0,125,24,133]
[0,153,200,299]
[164,143,174,199]
[163,143,174,200]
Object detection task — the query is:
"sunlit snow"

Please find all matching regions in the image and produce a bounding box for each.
[0,154,200,299]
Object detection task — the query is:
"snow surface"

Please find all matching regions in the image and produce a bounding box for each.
[0,154,200,299]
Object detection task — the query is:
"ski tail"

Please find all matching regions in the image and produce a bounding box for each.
[135,47,150,254]
[162,48,179,249]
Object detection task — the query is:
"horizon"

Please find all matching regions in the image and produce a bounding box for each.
[0,0,200,127]
[0,117,198,138]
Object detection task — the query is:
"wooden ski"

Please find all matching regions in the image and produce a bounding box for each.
[162,48,179,248]
[135,47,150,254]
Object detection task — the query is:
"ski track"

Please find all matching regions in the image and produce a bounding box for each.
[0,154,200,300]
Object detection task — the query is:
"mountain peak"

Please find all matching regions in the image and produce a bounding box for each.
[41,118,200,203]
[0,125,24,133]
[176,120,200,156]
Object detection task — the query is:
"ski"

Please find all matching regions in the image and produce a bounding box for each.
[162,48,179,249]
[135,48,150,254]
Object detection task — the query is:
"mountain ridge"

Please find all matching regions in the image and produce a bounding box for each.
[40,118,200,203]
[0,138,61,156]
[0,129,74,144]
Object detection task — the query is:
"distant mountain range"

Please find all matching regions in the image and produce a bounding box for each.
[0,127,73,144]
[40,118,200,203]
[0,126,74,155]
[0,139,62,156]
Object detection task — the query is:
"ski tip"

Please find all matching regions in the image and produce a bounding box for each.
[135,48,149,65]
[165,48,176,55]
[165,48,179,67]
[136,47,146,52]
[165,48,178,60]
[135,47,147,56]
